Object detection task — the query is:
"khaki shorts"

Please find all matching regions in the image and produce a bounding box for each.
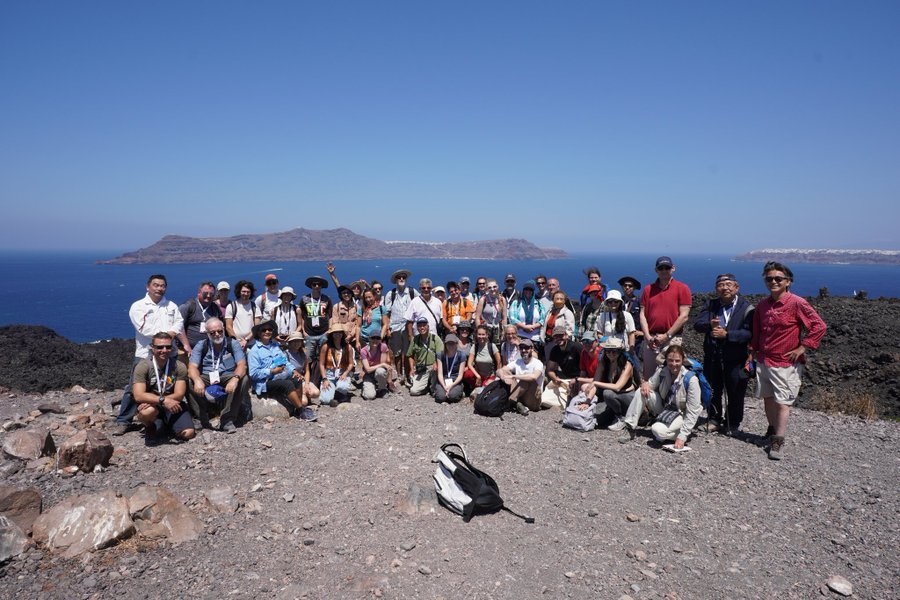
[758,363,802,406]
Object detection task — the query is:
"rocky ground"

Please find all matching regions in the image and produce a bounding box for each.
[0,383,897,600]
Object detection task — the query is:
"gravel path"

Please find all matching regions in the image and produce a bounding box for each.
[1,386,897,600]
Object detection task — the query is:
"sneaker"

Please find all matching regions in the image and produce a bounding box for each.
[515,402,530,416]
[298,407,318,422]
[608,417,627,432]
[221,420,237,434]
[705,419,721,433]
[618,423,636,444]
[768,436,785,460]
[109,422,134,437]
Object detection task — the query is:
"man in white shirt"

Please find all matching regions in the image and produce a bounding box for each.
[404,278,443,339]
[497,338,545,415]
[255,273,281,316]
[112,274,184,436]
[383,269,416,384]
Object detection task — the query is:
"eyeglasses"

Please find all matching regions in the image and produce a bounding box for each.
[151,344,172,350]
[372,287,382,292]
[267,280,279,285]
[200,291,214,297]
[622,283,634,288]
[656,266,672,271]
[536,280,547,285]
[477,281,486,286]
[207,330,224,335]
[396,276,406,281]
[488,285,498,290]
[518,345,532,351]
[765,276,787,283]
[421,286,432,290]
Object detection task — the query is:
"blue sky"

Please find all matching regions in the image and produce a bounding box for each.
[2,1,898,253]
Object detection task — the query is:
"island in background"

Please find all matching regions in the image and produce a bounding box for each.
[99,228,569,264]
[735,248,900,265]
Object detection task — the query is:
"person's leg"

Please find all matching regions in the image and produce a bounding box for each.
[724,364,749,431]
[220,375,250,427]
[335,377,351,400]
[446,383,465,403]
[641,343,659,380]
[374,367,388,393]
[432,380,448,403]
[704,359,725,425]
[170,409,196,441]
[319,378,337,404]
[115,357,144,427]
[362,372,377,400]
[650,415,683,442]
[409,369,431,396]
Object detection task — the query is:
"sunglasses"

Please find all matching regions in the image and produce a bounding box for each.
[536,280,546,285]
[267,281,279,285]
[656,266,672,271]
[622,283,634,288]
[259,327,275,333]
[396,276,407,281]
[421,286,432,290]
[765,276,788,283]
[372,287,382,292]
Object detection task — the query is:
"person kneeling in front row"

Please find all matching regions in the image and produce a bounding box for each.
[618,344,701,449]
[133,332,195,444]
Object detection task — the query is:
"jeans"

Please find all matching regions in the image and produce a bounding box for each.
[116,357,144,425]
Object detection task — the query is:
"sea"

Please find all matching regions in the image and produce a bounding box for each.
[2,250,897,343]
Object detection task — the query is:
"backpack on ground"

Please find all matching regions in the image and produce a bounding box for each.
[562,392,597,432]
[683,357,713,411]
[432,443,534,523]
[473,379,510,417]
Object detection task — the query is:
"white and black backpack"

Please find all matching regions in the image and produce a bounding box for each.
[432,443,534,523]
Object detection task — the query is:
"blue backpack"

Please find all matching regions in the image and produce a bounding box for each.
[682,357,713,410]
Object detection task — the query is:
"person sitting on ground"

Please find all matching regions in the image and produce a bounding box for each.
[225,280,260,350]
[500,324,521,367]
[180,281,223,353]
[441,281,476,336]
[406,317,443,397]
[248,320,317,421]
[584,337,638,430]
[542,290,576,353]
[357,287,389,347]
[271,286,300,344]
[580,267,607,307]
[299,275,333,383]
[618,344,701,448]
[433,333,466,403]
[285,331,320,406]
[332,285,361,350]
[215,281,231,316]
[541,324,583,410]
[359,332,395,399]
[575,330,600,393]
[475,278,507,345]
[256,274,281,316]
[463,324,502,397]
[318,323,354,406]
[132,332,195,444]
[508,279,546,358]
[187,317,249,433]
[496,338,545,415]
[594,290,637,350]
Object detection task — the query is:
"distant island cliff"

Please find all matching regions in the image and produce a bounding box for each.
[99,228,569,264]
[735,248,900,265]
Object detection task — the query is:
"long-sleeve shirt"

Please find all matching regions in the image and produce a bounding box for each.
[752,292,826,368]
[649,365,702,441]
[248,341,290,394]
[129,294,184,359]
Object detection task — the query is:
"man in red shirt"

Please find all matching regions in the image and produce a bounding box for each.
[752,262,826,460]
[639,256,692,380]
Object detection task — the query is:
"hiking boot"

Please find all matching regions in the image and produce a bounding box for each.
[514,402,530,416]
[221,420,237,434]
[297,406,318,422]
[768,436,785,460]
[109,422,134,437]
[705,419,721,433]
[618,423,636,444]
[608,417,627,432]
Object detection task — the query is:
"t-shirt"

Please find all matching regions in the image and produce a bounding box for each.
[642,279,692,334]
[225,301,257,339]
[133,358,187,398]
[548,341,584,378]
[382,287,415,332]
[255,291,281,316]
[190,338,245,377]
[358,305,387,340]
[299,294,333,336]
[436,349,466,380]
[594,312,636,349]
[271,304,298,336]
[404,296,443,336]
[507,356,545,390]
[180,299,223,347]
[360,342,389,368]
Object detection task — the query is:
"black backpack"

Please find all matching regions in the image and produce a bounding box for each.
[433,443,534,523]
[474,379,510,417]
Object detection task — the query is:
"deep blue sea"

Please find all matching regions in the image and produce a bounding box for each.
[2,251,897,343]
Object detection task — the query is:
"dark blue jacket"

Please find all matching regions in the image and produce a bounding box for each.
[693,295,753,365]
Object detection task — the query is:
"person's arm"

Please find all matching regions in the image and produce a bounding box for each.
[379,307,390,340]
[693,300,712,334]
[513,361,542,382]
[450,352,464,387]
[188,361,205,396]
[440,302,455,334]
[677,374,703,446]
[640,364,660,398]
[474,296,485,325]
[326,262,341,288]
[435,354,447,389]
[248,348,270,382]
[668,304,691,338]
[639,304,651,343]
[597,361,634,392]
[795,298,827,353]
[499,297,508,328]
[361,349,375,375]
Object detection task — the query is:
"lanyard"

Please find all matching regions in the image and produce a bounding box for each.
[721,296,737,326]
[209,342,223,372]
[444,352,459,376]
[152,358,170,396]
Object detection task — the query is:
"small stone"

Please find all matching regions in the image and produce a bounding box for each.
[634,550,647,561]
[391,558,402,569]
[626,513,641,522]
[70,385,89,394]
[639,568,658,579]
[37,403,65,414]
[400,541,416,552]
[418,565,432,575]
[302,538,315,546]
[264,416,275,423]
[260,440,273,448]
[631,584,641,593]
[587,509,599,517]
[250,484,263,493]
[302,522,314,530]
[825,575,853,596]
[564,571,576,578]
[245,499,263,514]
[283,493,295,503]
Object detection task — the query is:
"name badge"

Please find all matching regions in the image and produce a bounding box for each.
[445,378,454,388]
[200,321,207,333]
[312,317,320,327]
[209,370,221,384]
[452,316,460,324]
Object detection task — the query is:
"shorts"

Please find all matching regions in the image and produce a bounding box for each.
[757,363,802,406]
[389,330,410,357]
[162,405,194,434]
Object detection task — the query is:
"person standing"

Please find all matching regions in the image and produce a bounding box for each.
[639,256,692,380]
[752,262,826,460]
[693,273,754,434]
[112,274,185,436]
[299,275,333,384]
[180,281,223,353]
[383,269,416,385]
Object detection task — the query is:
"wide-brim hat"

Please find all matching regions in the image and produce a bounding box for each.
[457,320,473,331]
[599,337,625,350]
[252,319,277,339]
[326,322,346,336]
[286,331,304,343]
[605,289,624,304]
[618,276,641,289]
[305,276,328,289]
[391,269,412,283]
[337,285,352,297]
[279,286,297,300]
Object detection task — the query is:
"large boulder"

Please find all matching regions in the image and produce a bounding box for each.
[32,490,134,558]
[129,486,203,543]
[0,485,42,534]
[0,515,29,563]
[57,430,114,472]
[1,428,55,460]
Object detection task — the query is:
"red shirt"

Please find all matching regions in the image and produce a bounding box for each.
[641,279,692,334]
[752,292,826,368]
[580,347,600,378]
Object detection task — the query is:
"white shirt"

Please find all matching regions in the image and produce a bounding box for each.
[128,294,184,359]
[404,295,443,336]
[594,312,636,349]
[508,355,545,390]
[255,290,281,315]
[226,300,257,339]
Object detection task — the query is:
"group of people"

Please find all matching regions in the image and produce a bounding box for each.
[110,257,826,460]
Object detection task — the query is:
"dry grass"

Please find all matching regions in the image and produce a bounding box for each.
[806,389,879,420]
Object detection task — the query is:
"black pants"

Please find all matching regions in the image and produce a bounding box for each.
[703,358,749,428]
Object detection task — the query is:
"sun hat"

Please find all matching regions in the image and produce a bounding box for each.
[391,269,411,283]
[305,275,329,289]
[279,286,297,300]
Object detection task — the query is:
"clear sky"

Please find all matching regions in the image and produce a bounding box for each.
[2,1,898,254]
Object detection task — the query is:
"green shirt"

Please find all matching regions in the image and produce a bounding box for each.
[406,333,443,367]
